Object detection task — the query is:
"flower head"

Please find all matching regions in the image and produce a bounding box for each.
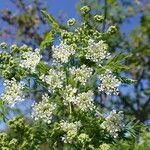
[1,78,25,107]
[52,41,75,63]
[101,110,124,138]
[86,39,110,63]
[31,94,56,124]
[78,133,91,144]
[40,69,65,92]
[69,65,93,85]
[62,85,77,105]
[20,48,41,72]
[60,120,81,143]
[76,90,95,111]
[98,69,121,95]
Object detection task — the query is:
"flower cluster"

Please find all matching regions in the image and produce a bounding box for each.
[76,90,95,111]
[62,85,77,105]
[101,110,124,138]
[62,86,95,111]
[40,69,65,92]
[99,143,110,150]
[69,65,93,85]
[52,41,75,63]
[1,78,25,107]
[86,39,110,63]
[20,48,41,72]
[0,132,18,149]
[60,120,81,143]
[31,94,57,124]
[98,69,121,95]
[78,133,91,144]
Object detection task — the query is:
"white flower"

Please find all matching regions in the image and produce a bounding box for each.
[101,110,124,138]
[20,48,41,72]
[69,65,93,85]
[78,133,91,144]
[76,90,95,111]
[52,41,75,63]
[40,69,65,92]
[98,69,121,95]
[62,87,95,111]
[86,39,110,63]
[62,85,77,105]
[31,94,56,124]
[1,78,25,107]
[60,120,81,143]
[99,143,110,150]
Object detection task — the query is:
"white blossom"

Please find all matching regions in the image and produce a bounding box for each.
[60,120,81,143]
[31,94,56,124]
[76,90,95,111]
[1,78,25,107]
[86,39,110,63]
[78,133,91,144]
[69,65,93,85]
[62,85,77,105]
[20,48,41,72]
[62,87,95,111]
[52,41,75,63]
[101,110,124,138]
[99,143,110,150]
[98,69,121,95]
[40,69,65,92]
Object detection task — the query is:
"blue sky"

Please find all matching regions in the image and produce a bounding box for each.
[47,0,78,18]
[0,0,141,34]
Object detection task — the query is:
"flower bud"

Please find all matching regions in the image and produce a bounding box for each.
[94,15,104,22]
[107,26,118,34]
[67,18,76,26]
[61,32,70,39]
[78,133,91,144]
[0,42,7,49]
[80,6,90,14]
[9,138,18,147]
[10,44,18,52]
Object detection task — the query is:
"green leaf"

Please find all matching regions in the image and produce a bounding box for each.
[41,10,67,33]
[40,31,54,49]
[119,76,136,84]
[41,10,58,25]
[104,53,132,72]
[36,61,49,74]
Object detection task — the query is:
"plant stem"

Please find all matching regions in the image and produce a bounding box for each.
[69,102,72,115]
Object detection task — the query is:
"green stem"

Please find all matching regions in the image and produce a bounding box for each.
[69,102,72,115]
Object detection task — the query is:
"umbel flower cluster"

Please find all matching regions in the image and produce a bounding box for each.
[101,110,124,138]
[31,94,57,124]
[98,69,121,95]
[1,78,25,107]
[19,48,41,72]
[69,65,93,85]
[0,7,136,149]
[60,120,82,143]
[86,39,110,63]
